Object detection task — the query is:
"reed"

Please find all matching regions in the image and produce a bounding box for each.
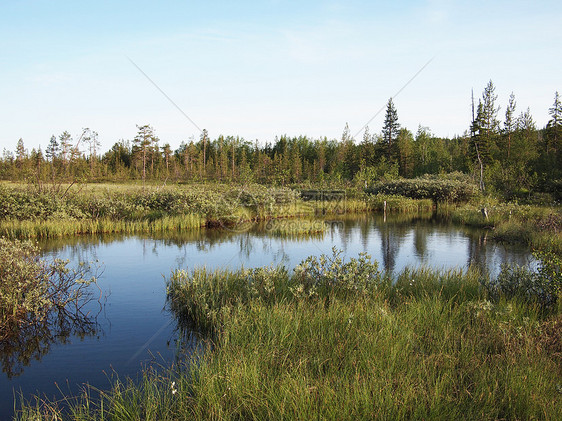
[0,214,205,239]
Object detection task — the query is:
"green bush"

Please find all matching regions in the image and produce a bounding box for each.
[367,173,478,203]
[482,250,562,308]
[0,238,97,340]
[293,247,385,298]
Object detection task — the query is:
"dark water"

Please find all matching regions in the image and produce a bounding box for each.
[0,214,534,417]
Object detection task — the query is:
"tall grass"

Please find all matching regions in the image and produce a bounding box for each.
[18,252,562,420]
[0,214,205,239]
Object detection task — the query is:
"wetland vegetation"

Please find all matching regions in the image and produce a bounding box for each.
[15,248,562,420]
[1,81,561,419]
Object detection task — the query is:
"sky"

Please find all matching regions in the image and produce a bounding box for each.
[1,0,561,154]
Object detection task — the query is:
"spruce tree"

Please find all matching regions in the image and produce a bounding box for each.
[381,98,400,161]
[547,91,561,149]
[503,92,516,159]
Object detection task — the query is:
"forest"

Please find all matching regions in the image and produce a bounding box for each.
[2,82,561,202]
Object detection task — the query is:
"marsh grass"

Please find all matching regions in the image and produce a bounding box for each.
[1,183,445,240]
[0,184,336,239]
[264,219,326,237]
[440,202,562,253]
[19,255,562,420]
[0,214,205,239]
[366,194,434,213]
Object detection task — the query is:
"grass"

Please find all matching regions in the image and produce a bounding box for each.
[0,183,366,239]
[16,250,562,420]
[0,214,205,239]
[366,194,434,213]
[265,219,326,237]
[440,201,562,253]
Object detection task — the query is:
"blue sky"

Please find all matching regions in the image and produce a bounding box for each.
[1,0,561,153]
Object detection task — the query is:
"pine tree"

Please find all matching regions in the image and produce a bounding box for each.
[162,143,172,175]
[470,91,486,191]
[397,128,414,177]
[133,124,155,184]
[481,80,500,136]
[201,129,208,177]
[59,131,73,167]
[46,135,59,162]
[84,128,100,176]
[548,91,562,128]
[149,133,159,176]
[16,138,26,169]
[361,126,377,167]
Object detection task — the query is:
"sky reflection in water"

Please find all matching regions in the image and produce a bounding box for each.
[0,214,534,417]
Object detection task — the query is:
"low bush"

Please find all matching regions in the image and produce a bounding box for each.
[482,249,562,308]
[367,173,478,203]
[0,238,98,342]
[366,194,434,212]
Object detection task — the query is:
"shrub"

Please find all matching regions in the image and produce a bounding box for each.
[482,249,562,308]
[365,194,433,212]
[367,173,478,203]
[0,238,98,340]
[293,247,385,298]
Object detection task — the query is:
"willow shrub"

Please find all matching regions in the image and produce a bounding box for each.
[483,248,562,309]
[367,173,478,203]
[0,238,97,341]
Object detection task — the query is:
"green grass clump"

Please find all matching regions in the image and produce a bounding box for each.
[0,184,329,239]
[0,214,205,239]
[265,219,326,237]
[183,297,558,420]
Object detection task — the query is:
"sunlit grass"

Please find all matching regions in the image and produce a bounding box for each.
[0,214,205,239]
[440,202,562,253]
[17,256,562,420]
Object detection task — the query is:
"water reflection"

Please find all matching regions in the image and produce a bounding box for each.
[1,213,536,418]
[39,213,534,278]
[0,301,100,379]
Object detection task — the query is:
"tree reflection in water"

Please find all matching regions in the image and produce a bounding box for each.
[0,307,100,378]
[0,262,103,379]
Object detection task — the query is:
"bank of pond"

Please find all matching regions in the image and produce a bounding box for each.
[0,182,560,254]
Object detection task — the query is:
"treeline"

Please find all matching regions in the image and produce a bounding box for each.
[1,82,560,198]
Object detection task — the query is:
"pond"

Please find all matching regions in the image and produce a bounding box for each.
[0,214,534,418]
